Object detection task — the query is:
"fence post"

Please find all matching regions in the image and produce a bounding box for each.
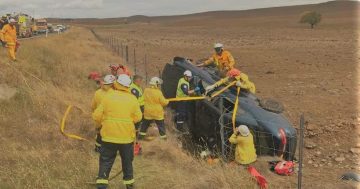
[125,45,129,64]
[219,98,225,159]
[144,54,147,83]
[157,66,161,78]
[121,43,123,58]
[298,114,305,189]
[134,48,136,74]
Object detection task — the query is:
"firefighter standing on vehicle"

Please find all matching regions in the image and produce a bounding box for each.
[197,43,235,75]
[92,74,142,189]
[205,68,256,94]
[229,125,257,165]
[139,77,169,140]
[175,70,200,131]
[130,75,145,134]
[91,75,116,152]
[1,18,18,61]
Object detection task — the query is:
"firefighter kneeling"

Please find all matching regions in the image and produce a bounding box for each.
[92,74,142,189]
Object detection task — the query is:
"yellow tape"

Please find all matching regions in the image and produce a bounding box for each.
[210,80,237,98]
[167,96,205,102]
[60,105,90,141]
[232,87,241,132]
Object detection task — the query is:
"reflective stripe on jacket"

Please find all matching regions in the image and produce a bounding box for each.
[130,83,145,106]
[176,78,190,98]
[92,88,142,144]
[143,86,169,120]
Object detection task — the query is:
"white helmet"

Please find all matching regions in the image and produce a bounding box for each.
[237,125,250,137]
[149,77,163,86]
[214,43,224,49]
[184,70,192,77]
[117,74,132,87]
[103,75,116,85]
[9,18,16,23]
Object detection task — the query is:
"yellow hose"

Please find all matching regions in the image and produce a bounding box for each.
[232,87,241,132]
[165,80,241,132]
[167,96,206,102]
[210,80,237,98]
[60,105,90,141]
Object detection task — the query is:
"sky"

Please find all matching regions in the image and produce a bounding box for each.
[0,0,332,18]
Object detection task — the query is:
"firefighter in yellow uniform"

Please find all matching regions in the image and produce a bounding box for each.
[205,68,256,95]
[229,125,257,165]
[139,77,169,140]
[91,75,116,152]
[130,75,145,134]
[0,18,17,61]
[92,74,142,189]
[197,43,235,74]
[175,70,200,131]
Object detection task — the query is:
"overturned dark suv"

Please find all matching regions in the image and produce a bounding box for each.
[162,57,297,160]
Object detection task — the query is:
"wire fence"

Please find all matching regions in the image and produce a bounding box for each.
[89,29,156,83]
[217,96,302,159]
[90,26,304,157]
[89,27,305,187]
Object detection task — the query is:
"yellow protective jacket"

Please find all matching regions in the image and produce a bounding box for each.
[214,73,256,94]
[204,50,235,71]
[143,86,169,120]
[91,86,114,111]
[0,24,17,45]
[176,78,190,98]
[92,87,142,144]
[130,83,145,106]
[229,133,257,165]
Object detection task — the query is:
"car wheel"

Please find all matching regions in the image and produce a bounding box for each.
[259,98,284,113]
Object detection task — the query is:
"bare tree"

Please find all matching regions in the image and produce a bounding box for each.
[300,11,322,29]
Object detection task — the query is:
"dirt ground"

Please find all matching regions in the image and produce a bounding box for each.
[73,1,360,188]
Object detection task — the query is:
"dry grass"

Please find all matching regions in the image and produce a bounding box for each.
[0,27,265,189]
[0,23,355,188]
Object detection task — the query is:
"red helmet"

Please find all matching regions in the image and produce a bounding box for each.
[227,68,241,78]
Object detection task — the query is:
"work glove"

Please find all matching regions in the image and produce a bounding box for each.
[205,84,216,96]
[194,87,201,92]
[236,81,242,87]
[205,85,215,92]
[194,87,201,96]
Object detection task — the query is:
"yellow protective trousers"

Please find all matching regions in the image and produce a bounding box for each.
[6,44,16,61]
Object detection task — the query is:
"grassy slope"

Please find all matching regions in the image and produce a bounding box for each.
[0,27,263,189]
[1,5,359,187]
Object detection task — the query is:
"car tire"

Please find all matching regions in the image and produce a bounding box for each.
[259,98,284,113]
